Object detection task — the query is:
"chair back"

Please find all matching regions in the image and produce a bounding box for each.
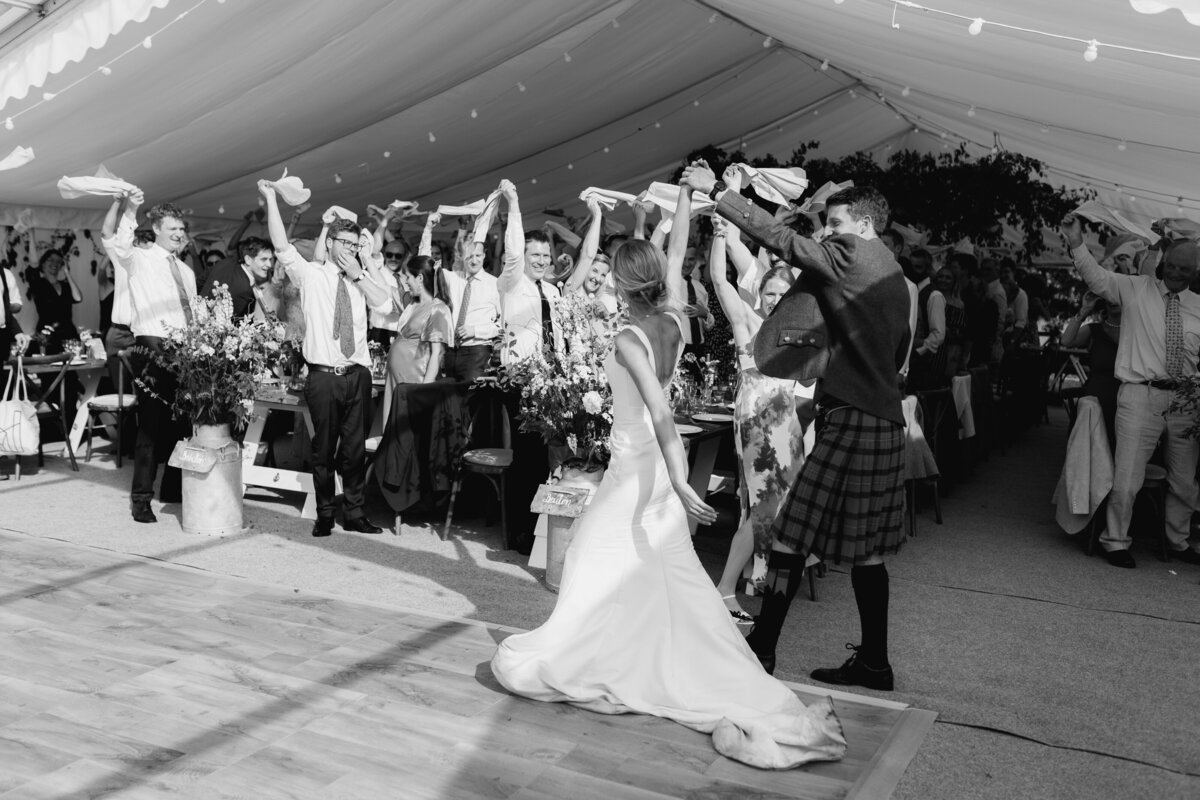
[465,389,512,451]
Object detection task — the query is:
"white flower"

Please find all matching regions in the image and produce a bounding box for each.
[582,390,603,415]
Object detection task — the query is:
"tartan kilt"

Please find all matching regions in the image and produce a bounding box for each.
[770,405,906,564]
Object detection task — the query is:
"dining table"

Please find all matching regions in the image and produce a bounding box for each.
[4,353,108,472]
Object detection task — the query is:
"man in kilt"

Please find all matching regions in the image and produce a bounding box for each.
[683,164,910,690]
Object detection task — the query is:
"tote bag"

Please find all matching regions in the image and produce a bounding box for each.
[0,355,39,456]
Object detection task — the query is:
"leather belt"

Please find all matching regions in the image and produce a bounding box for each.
[1146,379,1180,391]
[308,363,358,376]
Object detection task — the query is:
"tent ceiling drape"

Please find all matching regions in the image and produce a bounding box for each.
[0,0,1198,234]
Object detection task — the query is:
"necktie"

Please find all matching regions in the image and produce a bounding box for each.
[1165,291,1184,378]
[456,276,473,346]
[686,279,702,345]
[332,275,355,359]
[169,257,194,324]
[536,280,553,349]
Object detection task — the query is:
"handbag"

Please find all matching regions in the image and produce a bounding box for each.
[753,273,831,386]
[0,354,39,456]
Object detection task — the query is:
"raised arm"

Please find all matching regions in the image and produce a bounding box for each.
[708,218,747,333]
[665,185,691,308]
[1058,292,1098,349]
[311,209,336,263]
[371,205,397,257]
[227,209,258,252]
[419,212,440,257]
[497,179,524,293]
[286,204,310,241]
[258,180,291,254]
[614,331,717,526]
[1061,215,1125,305]
[566,197,603,294]
[632,200,649,241]
[101,196,125,239]
[104,189,143,269]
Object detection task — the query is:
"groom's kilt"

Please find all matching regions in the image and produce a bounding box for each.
[771,404,906,564]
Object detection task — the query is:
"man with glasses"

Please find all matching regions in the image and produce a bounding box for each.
[259,180,392,538]
[370,238,411,347]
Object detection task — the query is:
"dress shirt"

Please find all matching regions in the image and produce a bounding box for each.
[369,270,403,332]
[442,268,501,346]
[1072,243,1200,383]
[276,243,390,369]
[680,275,715,345]
[497,206,562,363]
[985,279,1008,342]
[1009,287,1028,331]
[915,277,946,355]
[105,216,196,338]
[900,277,919,376]
[0,268,18,329]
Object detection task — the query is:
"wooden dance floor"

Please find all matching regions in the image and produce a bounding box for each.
[0,530,934,799]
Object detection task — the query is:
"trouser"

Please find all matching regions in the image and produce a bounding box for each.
[442,344,493,383]
[303,365,373,521]
[1104,382,1200,552]
[131,336,189,504]
[103,324,139,456]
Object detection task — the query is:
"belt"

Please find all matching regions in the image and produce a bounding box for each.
[308,363,360,376]
[1146,379,1181,391]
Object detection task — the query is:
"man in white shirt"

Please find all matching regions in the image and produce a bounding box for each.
[496,179,562,364]
[1063,214,1200,569]
[423,213,501,381]
[680,246,715,378]
[260,180,392,538]
[105,192,196,523]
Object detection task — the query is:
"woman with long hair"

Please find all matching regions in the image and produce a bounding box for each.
[386,255,452,385]
[492,187,845,770]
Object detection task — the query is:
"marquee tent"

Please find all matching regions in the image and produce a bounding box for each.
[0,0,1198,236]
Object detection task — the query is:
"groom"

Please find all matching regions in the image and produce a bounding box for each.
[682,162,910,691]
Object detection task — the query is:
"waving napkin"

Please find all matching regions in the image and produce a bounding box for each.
[640,182,716,216]
[732,164,808,206]
[267,168,311,207]
[0,146,33,172]
[57,164,138,200]
[1071,201,1155,243]
[797,180,853,215]
[1152,216,1200,243]
[579,187,638,211]
[321,205,358,224]
[368,200,422,219]
[437,193,500,218]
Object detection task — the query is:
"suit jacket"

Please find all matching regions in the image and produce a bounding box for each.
[201,258,256,320]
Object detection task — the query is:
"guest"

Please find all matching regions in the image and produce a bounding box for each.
[200,236,274,320]
[1000,259,1030,348]
[1,263,27,360]
[906,249,947,390]
[370,233,412,347]
[104,191,195,524]
[260,180,391,538]
[680,242,715,377]
[1062,214,1200,568]
[686,163,910,690]
[981,258,1008,365]
[564,196,618,318]
[422,212,501,382]
[1058,291,1120,446]
[934,266,968,380]
[386,256,453,385]
[497,179,562,363]
[30,249,81,353]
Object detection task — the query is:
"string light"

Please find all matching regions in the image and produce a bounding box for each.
[142,36,153,49]
[4,118,12,131]
[709,13,718,23]
[517,82,526,92]
[563,52,572,63]
[470,108,478,119]
[967,105,977,117]
[383,151,391,158]
[98,66,112,76]
[567,163,574,170]
[1117,140,1127,151]
[693,98,701,106]
[820,59,830,71]
[1084,40,1098,62]
[968,17,984,35]
[901,86,911,97]
[603,146,610,153]
[763,36,773,47]
[428,132,436,143]
[333,173,342,184]
[41,92,55,101]
[531,177,538,184]
[654,120,661,128]
[218,204,225,214]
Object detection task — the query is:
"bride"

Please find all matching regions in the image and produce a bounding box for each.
[491,187,846,770]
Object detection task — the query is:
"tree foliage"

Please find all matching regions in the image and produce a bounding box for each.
[672,142,1092,258]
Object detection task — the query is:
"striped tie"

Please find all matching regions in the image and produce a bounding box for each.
[1165,291,1184,378]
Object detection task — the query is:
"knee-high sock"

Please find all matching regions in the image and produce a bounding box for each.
[746,551,805,663]
[851,563,889,667]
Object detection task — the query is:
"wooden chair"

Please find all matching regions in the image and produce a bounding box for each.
[83,350,138,467]
[442,395,513,542]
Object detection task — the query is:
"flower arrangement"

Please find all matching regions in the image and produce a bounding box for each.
[140,286,286,430]
[1169,377,1200,440]
[503,291,621,467]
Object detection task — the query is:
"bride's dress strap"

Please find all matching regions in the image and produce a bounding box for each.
[625,324,657,375]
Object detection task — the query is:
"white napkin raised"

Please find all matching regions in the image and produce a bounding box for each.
[796,180,853,215]
[579,187,638,211]
[0,146,34,172]
[732,164,808,206]
[57,164,138,199]
[1072,201,1155,243]
[269,168,312,207]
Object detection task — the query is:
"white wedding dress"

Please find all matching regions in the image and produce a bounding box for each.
[491,317,846,769]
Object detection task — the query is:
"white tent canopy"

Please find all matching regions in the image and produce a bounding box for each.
[1,0,1198,236]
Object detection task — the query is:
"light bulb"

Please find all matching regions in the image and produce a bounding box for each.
[567,163,574,170]
[142,36,153,49]
[470,108,477,119]
[941,131,948,139]
[564,52,572,63]
[5,117,13,131]
[1117,140,1127,151]
[654,120,661,128]
[819,59,829,71]
[967,105,977,117]
[1178,199,1185,214]
[98,66,112,76]
[334,173,342,184]
[531,177,538,184]
[218,205,225,214]
[428,131,436,143]
[763,36,772,48]
[813,110,820,115]
[901,86,911,97]
[517,82,526,92]
[1084,40,1098,62]
[42,92,55,101]
[848,90,857,98]
[709,12,718,23]
[913,126,920,134]
[603,146,610,153]
[383,150,391,158]
[968,18,984,36]
[693,98,701,106]
[991,146,999,155]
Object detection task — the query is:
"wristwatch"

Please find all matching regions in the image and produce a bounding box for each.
[708,180,727,202]
[352,274,364,283]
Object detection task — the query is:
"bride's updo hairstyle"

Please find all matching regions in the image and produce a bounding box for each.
[612,240,668,310]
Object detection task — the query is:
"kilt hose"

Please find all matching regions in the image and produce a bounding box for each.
[771,404,906,565]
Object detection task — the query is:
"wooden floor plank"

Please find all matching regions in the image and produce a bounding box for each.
[0,532,933,799]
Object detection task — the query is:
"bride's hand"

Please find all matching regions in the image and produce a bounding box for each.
[673,481,718,527]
